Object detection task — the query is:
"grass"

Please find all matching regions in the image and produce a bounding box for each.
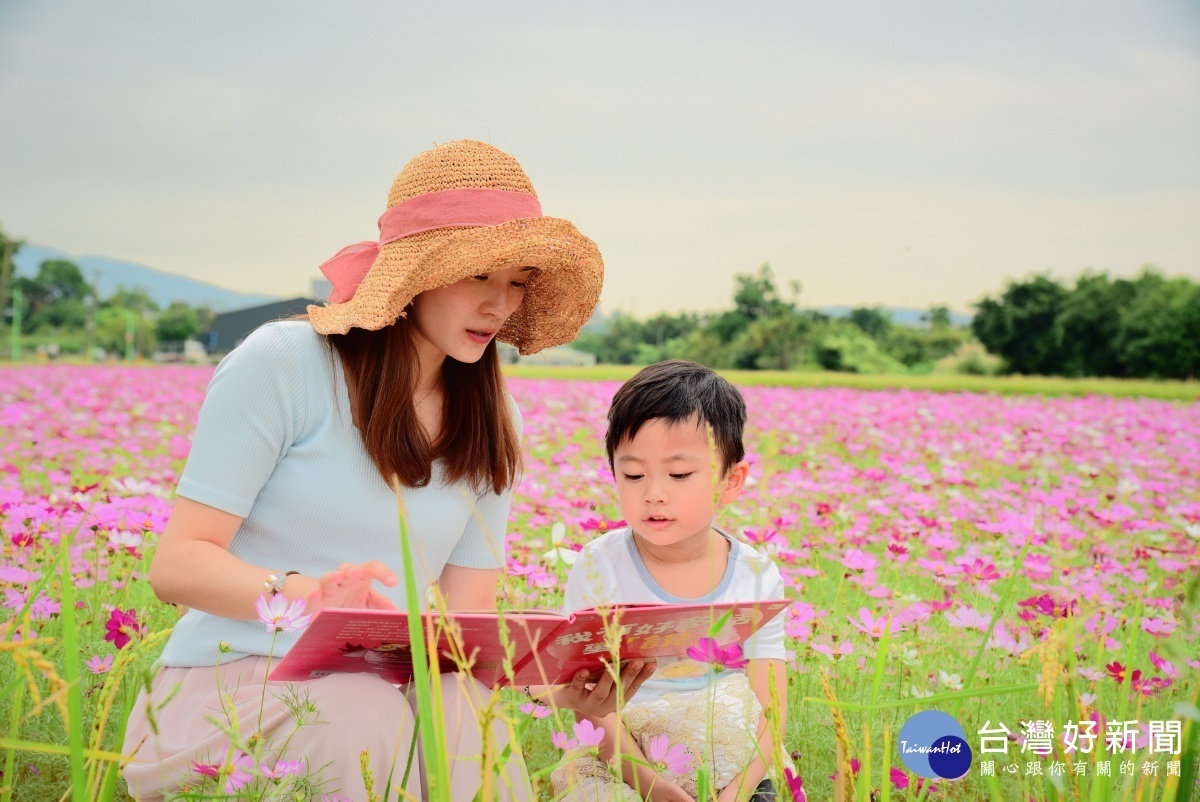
[502,364,1200,401]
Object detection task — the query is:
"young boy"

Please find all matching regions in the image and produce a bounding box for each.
[552,360,788,802]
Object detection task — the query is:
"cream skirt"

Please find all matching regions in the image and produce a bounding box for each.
[122,656,533,802]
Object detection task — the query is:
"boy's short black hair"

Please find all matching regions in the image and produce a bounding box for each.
[605,360,747,473]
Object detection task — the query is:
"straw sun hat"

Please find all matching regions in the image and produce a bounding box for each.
[307,140,604,355]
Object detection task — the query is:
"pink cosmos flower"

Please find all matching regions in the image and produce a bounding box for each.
[646,734,693,774]
[261,759,304,778]
[686,637,749,671]
[572,719,606,748]
[889,767,910,790]
[86,654,114,674]
[223,753,255,793]
[518,702,551,718]
[1130,670,1172,697]
[945,606,991,631]
[847,608,901,639]
[104,608,144,650]
[1105,661,1126,683]
[550,731,578,750]
[579,517,625,533]
[1140,617,1176,637]
[841,548,878,572]
[961,558,1001,582]
[1148,650,1177,679]
[811,640,855,658]
[254,594,313,633]
[191,761,219,779]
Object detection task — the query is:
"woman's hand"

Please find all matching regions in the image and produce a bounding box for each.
[547,658,657,718]
[649,778,697,802]
[306,561,399,613]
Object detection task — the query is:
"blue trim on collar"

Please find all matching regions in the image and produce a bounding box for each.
[622,527,739,603]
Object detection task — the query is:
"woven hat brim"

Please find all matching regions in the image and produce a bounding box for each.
[308,216,603,355]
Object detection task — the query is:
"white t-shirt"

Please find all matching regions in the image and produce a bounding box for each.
[561,527,786,702]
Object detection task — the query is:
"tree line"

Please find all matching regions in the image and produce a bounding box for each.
[973,269,1200,380]
[1,228,211,359]
[5,221,1195,378]
[574,264,972,374]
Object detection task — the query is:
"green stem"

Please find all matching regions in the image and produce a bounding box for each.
[59,538,87,802]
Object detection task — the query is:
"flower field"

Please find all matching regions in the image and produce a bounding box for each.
[1,365,1198,801]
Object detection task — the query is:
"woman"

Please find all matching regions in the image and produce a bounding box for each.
[124,140,651,801]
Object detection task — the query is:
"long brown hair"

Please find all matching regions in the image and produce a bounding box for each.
[325,316,521,495]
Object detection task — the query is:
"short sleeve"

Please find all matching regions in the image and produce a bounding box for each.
[741,562,787,661]
[176,324,309,518]
[561,544,613,614]
[444,393,523,570]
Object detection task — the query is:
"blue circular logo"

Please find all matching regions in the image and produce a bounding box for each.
[898,711,973,780]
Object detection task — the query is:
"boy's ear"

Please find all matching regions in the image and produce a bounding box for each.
[718,461,750,505]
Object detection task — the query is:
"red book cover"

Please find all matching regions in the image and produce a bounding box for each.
[269,599,790,688]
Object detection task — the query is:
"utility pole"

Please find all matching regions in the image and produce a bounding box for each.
[85,268,99,363]
[124,309,135,364]
[10,286,21,362]
[0,240,11,352]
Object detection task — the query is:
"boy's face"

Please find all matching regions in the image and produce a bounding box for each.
[612,416,748,548]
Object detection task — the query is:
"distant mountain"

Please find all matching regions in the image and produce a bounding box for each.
[11,244,279,312]
[815,305,974,327]
[583,304,973,333]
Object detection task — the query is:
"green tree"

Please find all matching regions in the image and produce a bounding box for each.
[972,274,1069,375]
[848,307,893,341]
[155,301,206,342]
[14,259,92,332]
[1055,272,1135,377]
[922,305,953,330]
[1116,272,1200,379]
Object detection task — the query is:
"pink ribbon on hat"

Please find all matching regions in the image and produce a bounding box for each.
[319,187,543,303]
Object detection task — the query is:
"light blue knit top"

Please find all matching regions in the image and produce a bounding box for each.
[159,321,517,667]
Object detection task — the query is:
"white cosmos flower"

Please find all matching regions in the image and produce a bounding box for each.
[543,523,578,566]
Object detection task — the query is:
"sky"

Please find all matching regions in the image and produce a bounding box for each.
[1,1,1198,316]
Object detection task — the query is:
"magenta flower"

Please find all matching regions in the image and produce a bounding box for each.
[518,702,551,718]
[961,558,1001,582]
[784,767,806,802]
[104,608,144,650]
[254,594,313,633]
[550,730,578,750]
[86,654,114,674]
[889,766,910,790]
[191,761,220,779]
[573,719,606,748]
[646,734,692,774]
[686,637,749,671]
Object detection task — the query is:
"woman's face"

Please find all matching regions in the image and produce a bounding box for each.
[409,265,532,363]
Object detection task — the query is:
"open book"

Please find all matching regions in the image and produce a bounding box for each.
[269,599,790,688]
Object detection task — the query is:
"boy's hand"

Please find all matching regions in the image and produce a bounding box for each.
[307,561,399,613]
[648,778,696,802]
[549,658,656,718]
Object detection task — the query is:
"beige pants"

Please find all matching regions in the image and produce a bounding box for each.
[550,673,768,802]
[122,656,532,802]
